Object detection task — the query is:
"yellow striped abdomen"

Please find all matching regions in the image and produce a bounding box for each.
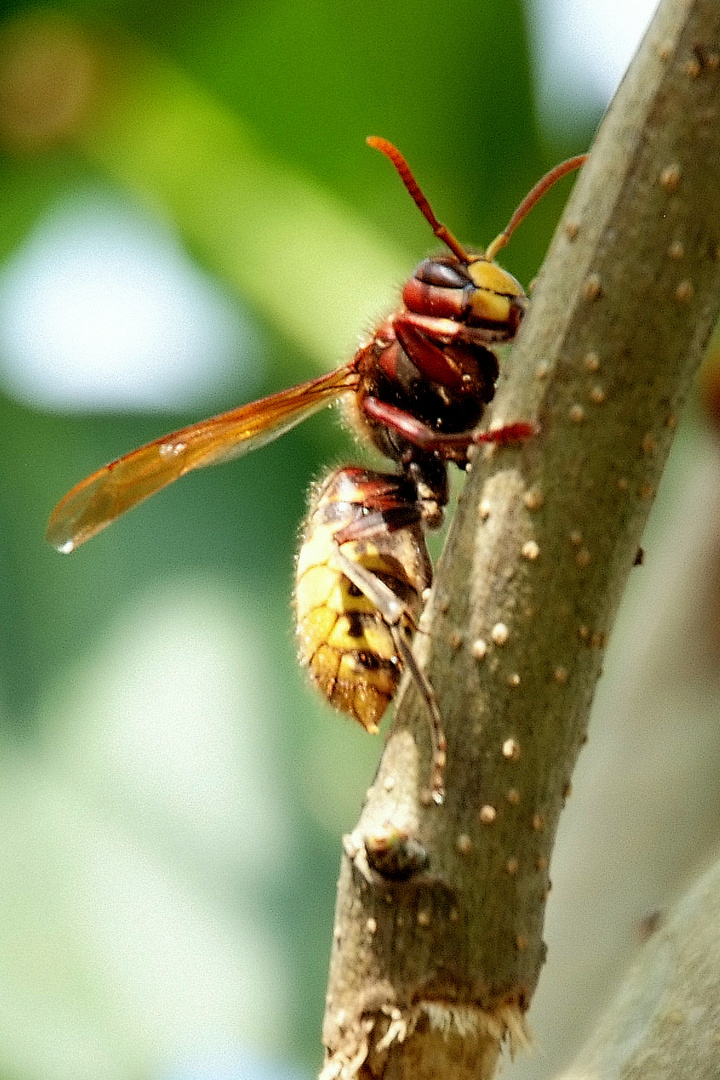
[295,468,431,732]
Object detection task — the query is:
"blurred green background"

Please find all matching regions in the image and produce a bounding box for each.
[0,2,685,1079]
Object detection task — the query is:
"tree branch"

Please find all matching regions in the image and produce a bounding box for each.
[557,854,720,1080]
[321,1,720,1077]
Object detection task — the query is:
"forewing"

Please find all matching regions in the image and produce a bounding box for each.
[47,363,359,552]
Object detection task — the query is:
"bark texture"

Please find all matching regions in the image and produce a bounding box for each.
[322,1,720,1077]
[557,857,720,1080]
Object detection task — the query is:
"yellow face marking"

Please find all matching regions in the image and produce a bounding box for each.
[468,288,513,325]
[466,259,526,326]
[467,259,525,298]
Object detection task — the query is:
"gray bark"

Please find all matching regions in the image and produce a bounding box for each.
[322,1,720,1077]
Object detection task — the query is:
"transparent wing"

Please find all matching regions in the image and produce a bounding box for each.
[47,363,360,552]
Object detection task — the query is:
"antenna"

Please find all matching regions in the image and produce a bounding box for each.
[367,136,472,264]
[368,136,587,265]
[484,154,587,262]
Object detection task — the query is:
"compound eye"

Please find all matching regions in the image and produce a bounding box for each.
[414,259,469,290]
